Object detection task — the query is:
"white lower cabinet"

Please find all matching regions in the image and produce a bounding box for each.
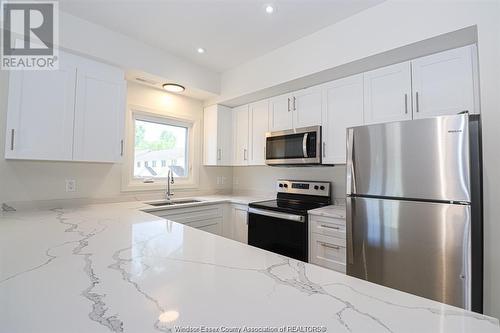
[231,204,248,244]
[149,205,224,236]
[309,213,346,273]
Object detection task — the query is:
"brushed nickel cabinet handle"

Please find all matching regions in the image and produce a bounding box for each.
[416,91,420,113]
[323,142,326,158]
[10,129,15,151]
[320,242,340,250]
[404,94,408,114]
[293,96,296,111]
[287,98,291,112]
[10,129,15,150]
[217,148,222,161]
[120,140,124,156]
[320,224,340,230]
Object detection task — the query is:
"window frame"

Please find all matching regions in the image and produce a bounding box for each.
[121,106,198,192]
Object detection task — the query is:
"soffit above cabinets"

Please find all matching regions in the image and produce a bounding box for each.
[212,26,478,108]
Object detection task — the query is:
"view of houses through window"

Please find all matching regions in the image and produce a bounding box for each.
[134,117,189,180]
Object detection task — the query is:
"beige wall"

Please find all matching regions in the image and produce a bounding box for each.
[233,166,346,199]
[0,75,232,204]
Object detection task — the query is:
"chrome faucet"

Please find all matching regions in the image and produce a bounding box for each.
[166,170,174,201]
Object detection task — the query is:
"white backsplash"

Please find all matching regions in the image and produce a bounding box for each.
[232,165,346,199]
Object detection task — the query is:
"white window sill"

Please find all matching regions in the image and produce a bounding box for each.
[122,180,199,192]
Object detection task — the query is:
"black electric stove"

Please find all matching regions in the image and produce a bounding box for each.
[248,180,331,261]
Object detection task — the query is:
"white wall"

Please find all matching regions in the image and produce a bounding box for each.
[0,73,232,204]
[221,0,500,318]
[57,12,220,95]
[233,166,346,199]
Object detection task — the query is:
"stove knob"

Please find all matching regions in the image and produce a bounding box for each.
[283,184,288,188]
[320,186,325,191]
[279,183,284,188]
[314,185,319,190]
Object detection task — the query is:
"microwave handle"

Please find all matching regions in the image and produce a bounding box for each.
[302,133,309,158]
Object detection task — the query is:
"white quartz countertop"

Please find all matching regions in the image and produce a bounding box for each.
[1,201,498,333]
[308,205,346,219]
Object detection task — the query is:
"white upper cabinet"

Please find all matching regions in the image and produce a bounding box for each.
[322,74,364,164]
[232,104,250,166]
[5,52,78,161]
[268,93,293,132]
[4,51,126,163]
[363,62,412,124]
[73,57,126,163]
[411,45,477,119]
[249,99,269,165]
[203,105,233,166]
[293,85,323,128]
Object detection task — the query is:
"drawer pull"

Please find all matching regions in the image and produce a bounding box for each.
[320,224,340,230]
[320,242,340,250]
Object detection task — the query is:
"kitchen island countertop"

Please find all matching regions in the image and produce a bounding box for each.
[0,201,498,333]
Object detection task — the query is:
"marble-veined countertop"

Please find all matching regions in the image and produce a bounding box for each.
[0,200,498,333]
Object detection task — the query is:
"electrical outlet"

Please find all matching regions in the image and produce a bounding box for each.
[221,176,227,185]
[65,179,76,192]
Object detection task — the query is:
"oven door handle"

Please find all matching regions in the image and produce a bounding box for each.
[248,208,305,223]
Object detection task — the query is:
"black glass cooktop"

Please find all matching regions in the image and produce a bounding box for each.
[249,199,329,215]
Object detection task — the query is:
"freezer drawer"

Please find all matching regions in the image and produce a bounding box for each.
[346,114,471,202]
[347,197,471,309]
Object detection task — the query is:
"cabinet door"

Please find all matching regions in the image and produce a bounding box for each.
[249,99,269,165]
[4,52,77,160]
[203,105,219,166]
[73,57,126,163]
[217,105,234,165]
[203,105,233,166]
[322,74,364,164]
[411,45,476,119]
[293,85,323,128]
[363,62,412,124]
[232,205,248,243]
[232,105,249,166]
[269,93,293,131]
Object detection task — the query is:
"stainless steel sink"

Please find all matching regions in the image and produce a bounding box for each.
[146,199,202,207]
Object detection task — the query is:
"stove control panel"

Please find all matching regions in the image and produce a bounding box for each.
[276,180,330,197]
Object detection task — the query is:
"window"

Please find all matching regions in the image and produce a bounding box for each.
[133,115,189,180]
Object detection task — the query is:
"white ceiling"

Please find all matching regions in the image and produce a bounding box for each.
[59,0,384,73]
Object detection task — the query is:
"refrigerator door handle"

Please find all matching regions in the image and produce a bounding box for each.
[346,128,356,195]
[346,197,354,265]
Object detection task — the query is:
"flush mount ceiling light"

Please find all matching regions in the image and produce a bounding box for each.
[265,5,274,14]
[162,83,185,93]
[197,47,205,54]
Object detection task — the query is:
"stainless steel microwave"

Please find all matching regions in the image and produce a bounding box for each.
[265,126,322,166]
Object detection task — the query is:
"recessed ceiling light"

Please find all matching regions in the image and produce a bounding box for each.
[265,5,274,14]
[197,47,205,54]
[162,83,185,93]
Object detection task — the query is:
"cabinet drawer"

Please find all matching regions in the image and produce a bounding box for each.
[155,206,223,223]
[310,216,346,238]
[185,217,222,236]
[310,233,346,273]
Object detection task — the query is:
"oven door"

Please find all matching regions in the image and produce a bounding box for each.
[247,208,308,261]
[265,126,321,165]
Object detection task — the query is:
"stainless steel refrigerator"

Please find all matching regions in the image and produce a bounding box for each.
[346,113,483,313]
